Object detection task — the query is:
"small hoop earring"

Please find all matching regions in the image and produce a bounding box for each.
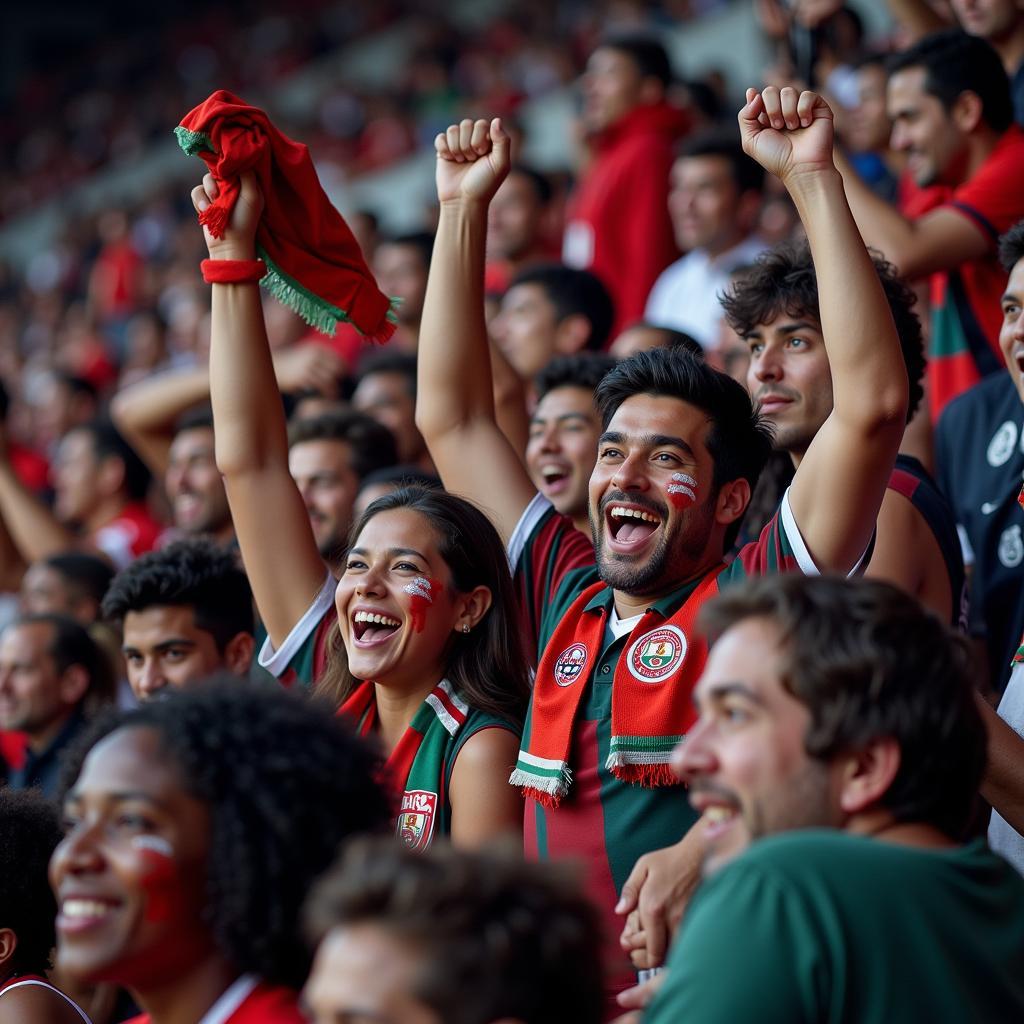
[462,623,470,634]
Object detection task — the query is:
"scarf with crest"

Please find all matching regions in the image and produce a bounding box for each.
[510,567,724,807]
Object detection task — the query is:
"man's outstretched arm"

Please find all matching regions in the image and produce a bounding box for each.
[193,172,327,646]
[835,148,990,280]
[416,118,538,544]
[741,87,908,572]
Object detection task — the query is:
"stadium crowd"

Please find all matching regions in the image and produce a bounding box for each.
[3,1,1024,1022]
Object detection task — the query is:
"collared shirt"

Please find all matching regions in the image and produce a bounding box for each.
[9,709,86,799]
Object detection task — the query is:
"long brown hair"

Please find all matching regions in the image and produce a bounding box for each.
[315,487,529,725]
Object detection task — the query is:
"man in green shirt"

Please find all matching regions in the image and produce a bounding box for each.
[639,573,1024,1023]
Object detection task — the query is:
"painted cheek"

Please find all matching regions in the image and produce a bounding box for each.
[403,577,441,634]
[667,472,698,510]
[131,836,179,924]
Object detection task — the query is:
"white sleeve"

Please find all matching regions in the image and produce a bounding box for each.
[257,571,336,677]
[779,487,872,577]
[505,491,553,572]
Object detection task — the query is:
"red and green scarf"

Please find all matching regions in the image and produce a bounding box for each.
[176,89,397,342]
[341,678,468,849]
[510,568,724,807]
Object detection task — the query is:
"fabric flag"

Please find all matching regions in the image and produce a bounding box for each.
[177,89,397,342]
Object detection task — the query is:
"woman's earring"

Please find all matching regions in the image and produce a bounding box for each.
[462,623,471,634]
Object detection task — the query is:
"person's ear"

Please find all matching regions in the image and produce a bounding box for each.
[714,478,751,527]
[951,89,983,134]
[837,737,901,816]
[224,632,255,675]
[0,928,17,971]
[554,313,593,355]
[455,586,493,634]
[58,663,90,707]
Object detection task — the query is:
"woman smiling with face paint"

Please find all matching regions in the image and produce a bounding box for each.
[49,682,391,1024]
[320,486,529,848]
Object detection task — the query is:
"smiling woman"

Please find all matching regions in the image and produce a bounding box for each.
[48,682,391,1024]
[320,485,530,849]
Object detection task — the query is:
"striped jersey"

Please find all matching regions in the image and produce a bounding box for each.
[509,489,821,996]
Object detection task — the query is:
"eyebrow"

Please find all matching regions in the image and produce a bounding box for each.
[530,411,592,426]
[1001,292,1020,305]
[744,320,817,340]
[694,681,765,709]
[349,547,428,561]
[123,638,197,654]
[599,431,696,460]
[64,790,172,809]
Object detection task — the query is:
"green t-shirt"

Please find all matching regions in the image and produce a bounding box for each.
[645,830,1024,1024]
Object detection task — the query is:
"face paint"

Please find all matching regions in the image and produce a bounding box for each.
[404,577,440,633]
[131,835,178,924]
[667,472,698,510]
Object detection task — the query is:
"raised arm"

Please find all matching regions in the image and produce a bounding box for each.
[741,87,908,572]
[416,119,538,544]
[0,426,78,563]
[834,148,990,280]
[192,171,327,646]
[112,346,347,478]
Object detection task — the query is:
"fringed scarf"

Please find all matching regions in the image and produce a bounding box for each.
[510,568,724,807]
[176,89,397,342]
[341,678,468,849]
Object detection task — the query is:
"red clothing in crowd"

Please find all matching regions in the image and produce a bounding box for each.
[562,102,690,337]
[923,125,1024,418]
[92,501,163,569]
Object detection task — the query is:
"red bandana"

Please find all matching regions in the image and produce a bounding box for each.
[176,90,397,342]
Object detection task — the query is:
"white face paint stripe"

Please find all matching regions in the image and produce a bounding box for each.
[131,835,173,857]
[404,577,434,602]
[668,473,697,501]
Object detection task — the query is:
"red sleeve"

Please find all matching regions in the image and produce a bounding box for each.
[946,128,1024,246]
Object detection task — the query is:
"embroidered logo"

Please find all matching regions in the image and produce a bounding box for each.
[987,421,1018,467]
[553,643,589,687]
[397,790,438,851]
[626,625,687,683]
[999,524,1024,569]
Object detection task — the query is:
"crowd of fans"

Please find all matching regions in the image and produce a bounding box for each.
[3,0,1024,1022]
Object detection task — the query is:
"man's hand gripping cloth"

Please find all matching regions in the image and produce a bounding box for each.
[510,567,724,807]
[177,89,398,341]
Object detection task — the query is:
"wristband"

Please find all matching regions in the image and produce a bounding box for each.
[201,258,266,285]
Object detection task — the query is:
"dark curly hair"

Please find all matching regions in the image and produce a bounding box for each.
[698,574,987,839]
[58,680,392,990]
[999,219,1024,273]
[101,537,253,650]
[720,239,925,423]
[315,486,529,725]
[305,838,604,1024]
[0,788,65,976]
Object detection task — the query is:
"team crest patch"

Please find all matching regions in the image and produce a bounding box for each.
[397,790,438,850]
[553,643,589,687]
[626,625,687,683]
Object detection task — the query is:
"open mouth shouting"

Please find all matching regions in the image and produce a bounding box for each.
[539,461,572,496]
[351,608,403,648]
[604,500,664,556]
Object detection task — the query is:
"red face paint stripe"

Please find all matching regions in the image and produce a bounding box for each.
[667,473,698,509]
[404,577,441,633]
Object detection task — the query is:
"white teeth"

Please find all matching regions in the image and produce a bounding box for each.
[541,466,567,480]
[703,807,735,824]
[609,506,660,523]
[62,899,113,919]
[353,611,401,628]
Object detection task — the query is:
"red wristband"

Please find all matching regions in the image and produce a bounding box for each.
[201,258,266,285]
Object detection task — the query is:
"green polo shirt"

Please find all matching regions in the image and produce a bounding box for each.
[646,831,1024,1023]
